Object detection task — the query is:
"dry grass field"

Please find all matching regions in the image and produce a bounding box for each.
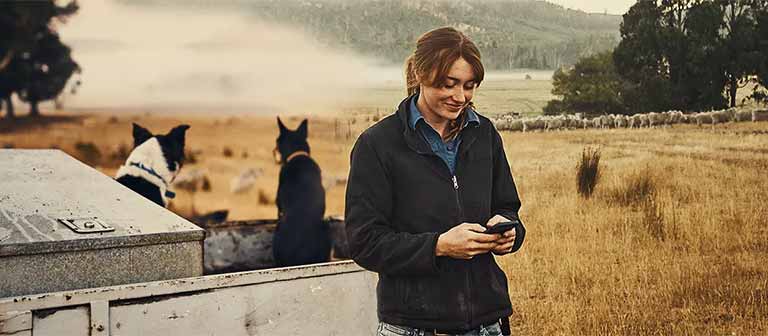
[499,124,768,335]
[1,76,766,334]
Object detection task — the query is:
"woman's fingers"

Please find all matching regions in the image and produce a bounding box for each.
[464,223,488,233]
[493,241,515,253]
[470,231,501,242]
[503,228,517,238]
[469,241,498,252]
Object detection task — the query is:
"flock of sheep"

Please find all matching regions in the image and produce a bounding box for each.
[493,107,768,132]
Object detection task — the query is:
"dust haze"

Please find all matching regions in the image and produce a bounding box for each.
[57,0,403,114]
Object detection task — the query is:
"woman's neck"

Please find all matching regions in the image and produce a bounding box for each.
[416,94,450,138]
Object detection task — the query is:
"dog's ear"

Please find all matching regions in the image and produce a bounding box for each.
[132,123,153,148]
[167,124,190,147]
[297,119,308,139]
[277,117,287,134]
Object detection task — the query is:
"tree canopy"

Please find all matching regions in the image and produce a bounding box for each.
[544,52,624,117]
[548,0,767,116]
[0,0,79,119]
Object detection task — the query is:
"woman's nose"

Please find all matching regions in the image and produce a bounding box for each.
[452,87,466,103]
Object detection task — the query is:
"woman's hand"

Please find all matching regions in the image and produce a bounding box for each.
[486,215,517,255]
[436,223,501,259]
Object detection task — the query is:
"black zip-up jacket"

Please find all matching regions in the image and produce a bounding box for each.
[345,95,525,331]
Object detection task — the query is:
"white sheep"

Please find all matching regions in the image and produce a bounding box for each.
[694,112,714,127]
[546,116,566,131]
[735,109,752,122]
[230,168,263,194]
[639,114,650,128]
[511,119,524,132]
[753,109,768,122]
[647,112,663,128]
[614,115,629,128]
[668,111,684,124]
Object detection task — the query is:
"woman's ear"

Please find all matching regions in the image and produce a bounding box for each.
[415,73,428,89]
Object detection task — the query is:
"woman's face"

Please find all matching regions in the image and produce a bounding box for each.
[418,57,477,123]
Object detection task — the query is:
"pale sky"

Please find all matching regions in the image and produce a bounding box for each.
[546,0,637,15]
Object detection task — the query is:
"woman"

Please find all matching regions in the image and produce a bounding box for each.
[345,27,525,336]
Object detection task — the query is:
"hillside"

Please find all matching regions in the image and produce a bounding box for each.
[119,0,621,70]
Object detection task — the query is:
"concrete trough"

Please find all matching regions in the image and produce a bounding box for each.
[0,150,204,298]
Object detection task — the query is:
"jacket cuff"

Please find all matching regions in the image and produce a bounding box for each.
[492,212,525,255]
[429,232,446,273]
[494,211,519,221]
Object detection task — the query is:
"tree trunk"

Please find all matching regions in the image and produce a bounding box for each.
[29,100,40,117]
[729,76,738,108]
[3,97,13,120]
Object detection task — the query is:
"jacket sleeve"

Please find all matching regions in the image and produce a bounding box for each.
[490,127,525,253]
[344,132,442,276]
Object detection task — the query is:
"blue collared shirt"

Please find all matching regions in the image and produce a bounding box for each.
[409,94,479,175]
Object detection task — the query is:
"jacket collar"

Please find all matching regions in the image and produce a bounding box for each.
[397,93,481,158]
[408,93,480,131]
[398,94,432,155]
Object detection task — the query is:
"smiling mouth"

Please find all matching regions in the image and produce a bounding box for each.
[445,103,463,111]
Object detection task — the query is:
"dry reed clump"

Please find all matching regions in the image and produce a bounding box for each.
[576,146,601,198]
[600,169,670,241]
[604,168,655,206]
[201,176,211,191]
[104,143,130,168]
[257,189,273,205]
[222,146,234,158]
[73,141,102,166]
[185,149,199,164]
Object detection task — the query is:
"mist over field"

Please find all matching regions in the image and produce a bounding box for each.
[57,0,400,113]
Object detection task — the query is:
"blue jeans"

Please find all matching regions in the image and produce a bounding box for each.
[377,322,504,336]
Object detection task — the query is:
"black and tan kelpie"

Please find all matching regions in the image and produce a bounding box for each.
[273,117,330,267]
[115,123,189,208]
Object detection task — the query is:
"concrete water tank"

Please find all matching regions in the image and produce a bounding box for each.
[0,150,204,298]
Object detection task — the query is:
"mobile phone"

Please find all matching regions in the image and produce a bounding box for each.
[484,219,519,235]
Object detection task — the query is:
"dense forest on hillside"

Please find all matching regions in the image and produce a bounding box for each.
[122,0,621,70]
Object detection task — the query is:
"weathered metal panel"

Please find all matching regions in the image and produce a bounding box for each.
[90,301,110,336]
[0,150,204,298]
[0,310,31,336]
[1,261,378,335]
[33,306,89,336]
[110,270,377,335]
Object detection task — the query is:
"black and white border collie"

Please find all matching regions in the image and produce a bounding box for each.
[116,123,190,208]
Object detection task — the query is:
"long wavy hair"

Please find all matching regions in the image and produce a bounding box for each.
[405,27,484,141]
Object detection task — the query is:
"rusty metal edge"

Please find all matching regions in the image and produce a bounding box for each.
[196,216,344,229]
[0,260,366,313]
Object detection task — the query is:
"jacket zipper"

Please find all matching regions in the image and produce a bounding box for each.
[452,174,473,329]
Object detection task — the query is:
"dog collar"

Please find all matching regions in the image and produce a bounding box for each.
[128,161,176,199]
[285,151,310,163]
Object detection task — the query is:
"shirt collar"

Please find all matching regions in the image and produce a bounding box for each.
[408,93,479,131]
